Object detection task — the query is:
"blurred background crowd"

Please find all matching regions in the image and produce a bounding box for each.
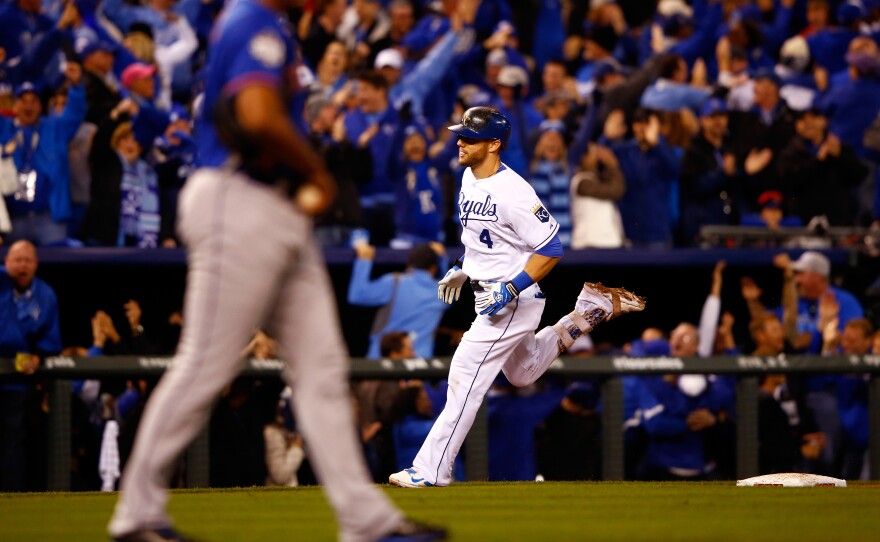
[4,0,880,248]
[2,0,880,494]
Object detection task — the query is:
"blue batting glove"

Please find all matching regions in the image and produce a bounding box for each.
[476,281,519,316]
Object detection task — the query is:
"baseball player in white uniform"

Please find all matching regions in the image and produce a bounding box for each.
[389,107,645,488]
[107,0,444,540]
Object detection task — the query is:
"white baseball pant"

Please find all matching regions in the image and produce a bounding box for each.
[412,284,561,485]
[108,169,403,542]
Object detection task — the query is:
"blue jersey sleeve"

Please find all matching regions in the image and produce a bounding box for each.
[222,27,292,98]
[535,234,563,257]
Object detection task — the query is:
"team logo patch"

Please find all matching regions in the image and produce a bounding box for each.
[531,203,550,223]
[248,31,285,68]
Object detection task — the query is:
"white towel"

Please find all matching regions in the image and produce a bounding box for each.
[0,196,10,233]
[0,154,14,233]
[99,420,120,492]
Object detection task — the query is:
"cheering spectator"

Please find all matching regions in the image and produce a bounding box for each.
[605,108,680,247]
[739,190,803,239]
[487,376,565,481]
[727,68,797,204]
[120,62,170,149]
[529,123,571,246]
[347,242,449,359]
[1,63,85,246]
[309,40,349,102]
[634,373,727,481]
[124,19,196,111]
[493,64,543,175]
[100,0,199,100]
[575,23,621,99]
[806,1,862,77]
[0,241,61,491]
[765,252,863,475]
[534,381,602,481]
[337,0,390,70]
[758,372,824,475]
[305,95,369,246]
[377,2,476,122]
[343,70,404,245]
[640,54,711,113]
[776,108,866,226]
[370,0,418,56]
[263,396,305,487]
[0,0,71,86]
[77,39,122,125]
[569,140,625,249]
[300,0,348,70]
[823,317,872,480]
[679,98,739,245]
[775,36,817,112]
[151,104,195,247]
[82,103,164,248]
[394,125,444,246]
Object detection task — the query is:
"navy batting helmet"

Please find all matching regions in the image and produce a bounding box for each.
[448,106,511,150]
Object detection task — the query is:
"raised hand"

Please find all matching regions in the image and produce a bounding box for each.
[64,60,83,86]
[711,260,725,296]
[773,253,792,271]
[354,242,376,261]
[723,153,737,176]
[740,276,762,302]
[818,290,840,325]
[594,145,619,167]
[96,310,121,344]
[92,314,107,348]
[124,299,142,331]
[603,109,627,140]
[691,58,708,87]
[744,148,773,175]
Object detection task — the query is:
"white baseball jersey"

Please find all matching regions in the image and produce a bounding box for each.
[458,164,559,282]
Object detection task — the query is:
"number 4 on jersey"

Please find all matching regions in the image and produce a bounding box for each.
[479,228,493,249]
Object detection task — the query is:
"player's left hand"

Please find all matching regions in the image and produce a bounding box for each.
[476,281,517,316]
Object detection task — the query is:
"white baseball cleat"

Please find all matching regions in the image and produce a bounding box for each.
[389,467,434,488]
[576,282,645,324]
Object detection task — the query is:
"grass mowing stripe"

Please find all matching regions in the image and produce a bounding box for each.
[2,482,878,541]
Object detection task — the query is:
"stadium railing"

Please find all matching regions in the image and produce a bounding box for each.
[1,354,878,490]
[698,225,872,250]
[1,245,856,266]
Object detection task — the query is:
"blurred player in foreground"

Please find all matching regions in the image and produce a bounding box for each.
[390,107,645,488]
[107,0,444,540]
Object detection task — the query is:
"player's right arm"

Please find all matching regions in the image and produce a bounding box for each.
[234,85,335,215]
[218,20,334,215]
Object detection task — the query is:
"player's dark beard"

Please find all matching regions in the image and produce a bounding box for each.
[459,146,487,168]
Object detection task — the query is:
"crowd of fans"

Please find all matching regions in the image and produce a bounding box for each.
[2,0,880,247]
[0,241,875,491]
[1,0,879,491]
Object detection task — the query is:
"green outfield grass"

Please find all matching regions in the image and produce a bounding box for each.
[2,482,878,541]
